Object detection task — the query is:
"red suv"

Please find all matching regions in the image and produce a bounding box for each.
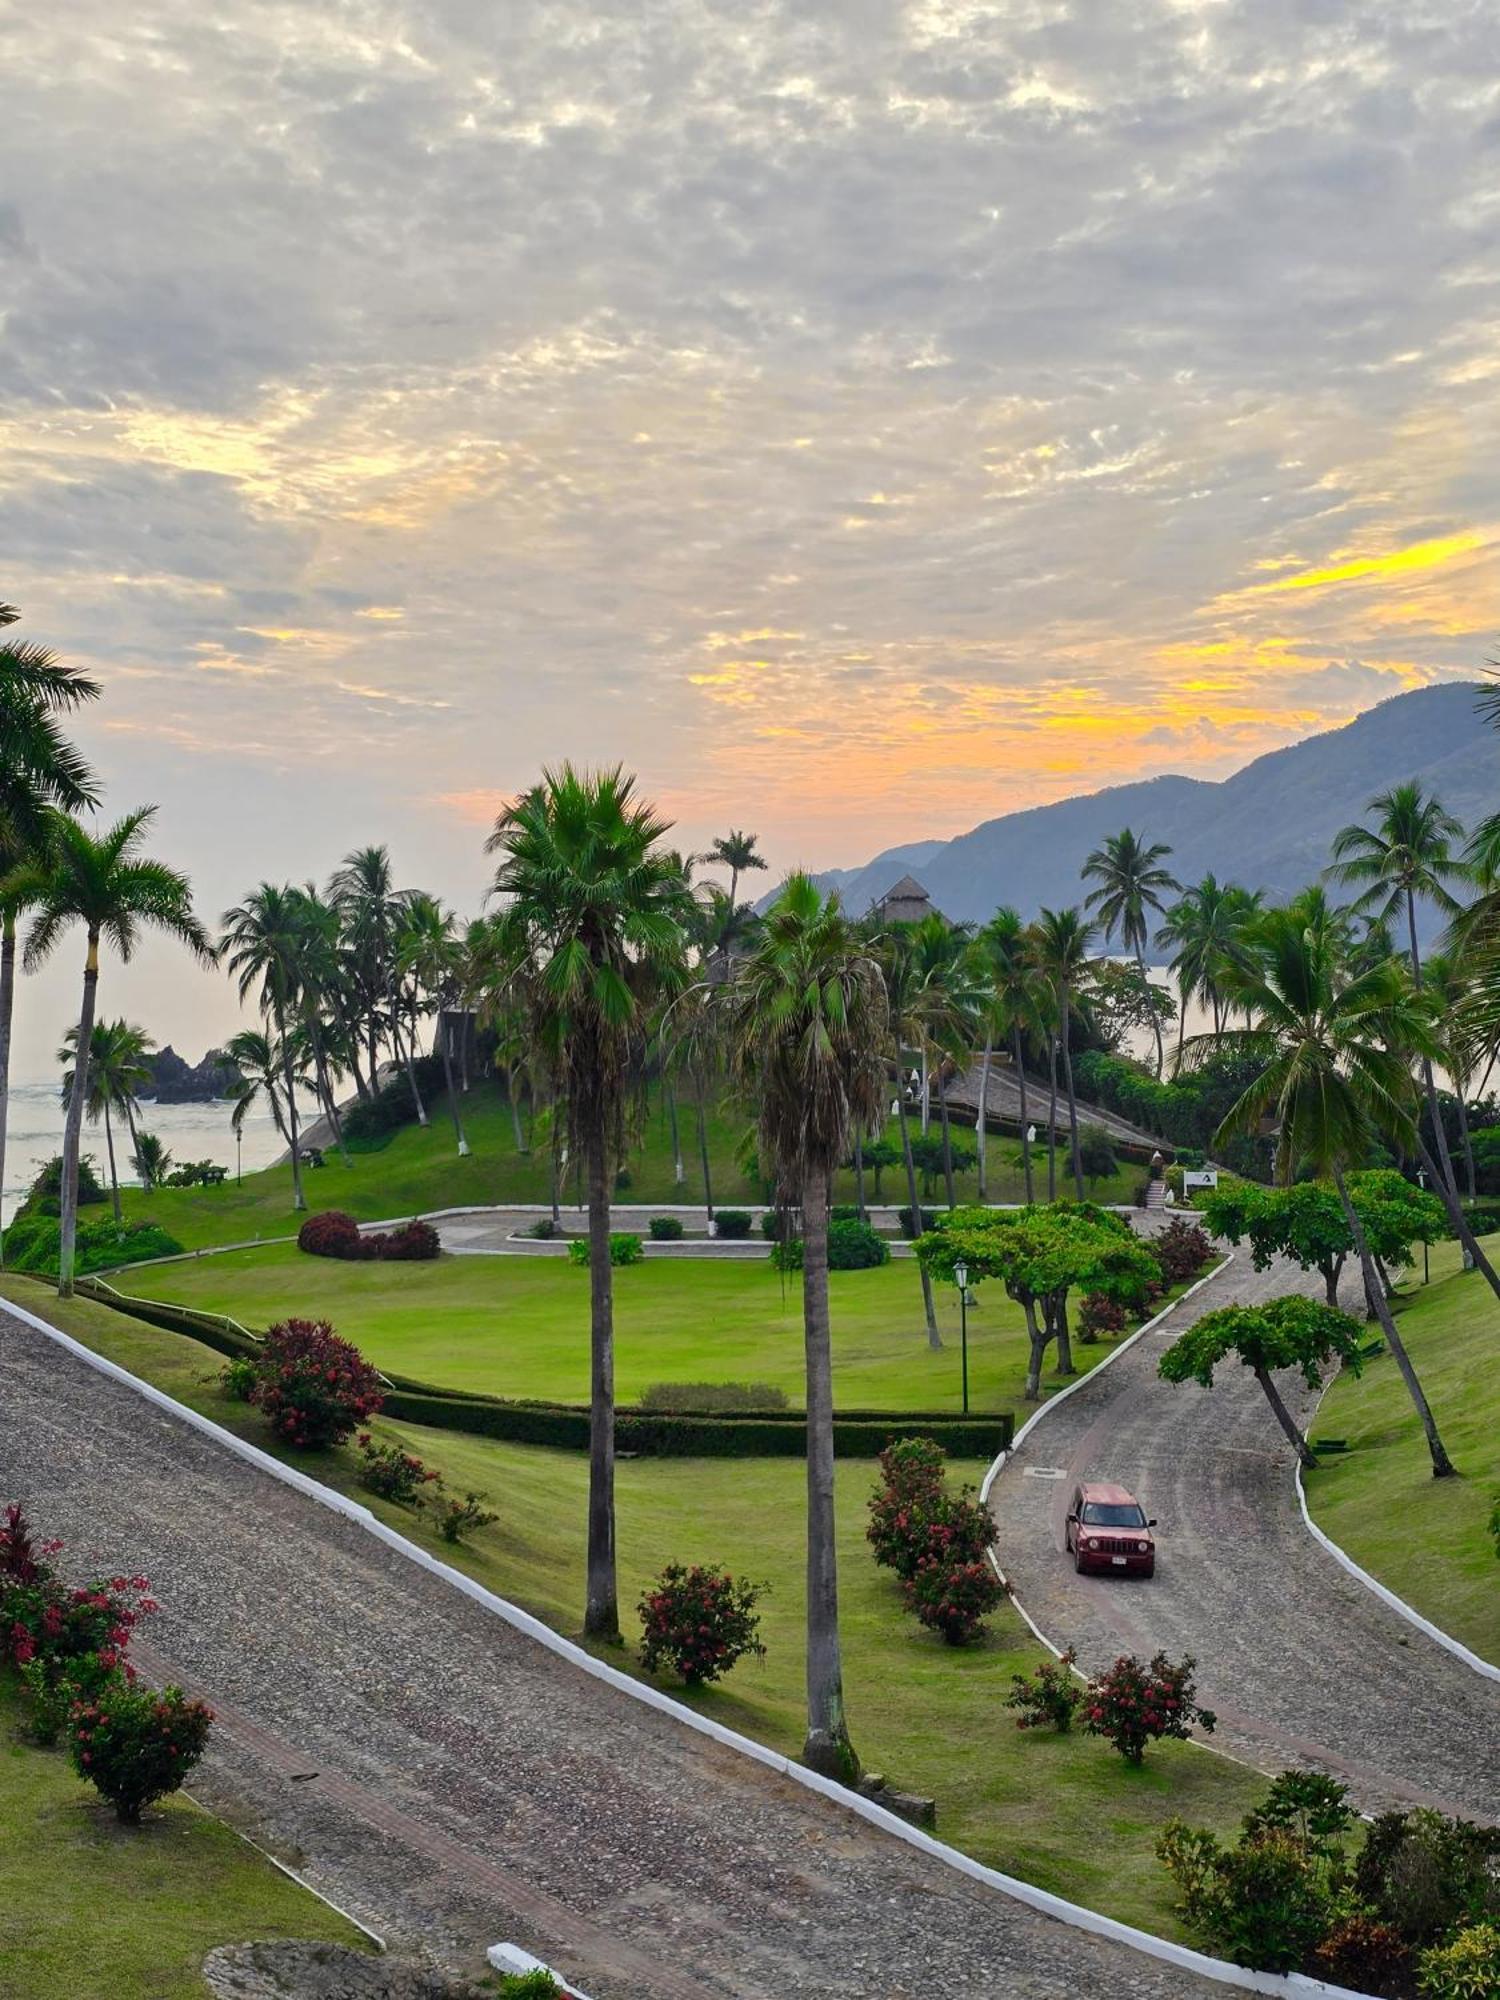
[1065,1481,1156,1577]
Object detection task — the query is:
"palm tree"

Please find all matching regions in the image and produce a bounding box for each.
[908,913,982,1209]
[59,1019,155,1221]
[662,980,722,1225]
[972,908,1042,1203]
[700,829,767,913]
[224,1027,292,1146]
[1157,875,1250,1060]
[1082,829,1179,1076]
[874,924,942,1347]
[328,845,410,1110]
[398,893,471,1156]
[486,766,691,1639]
[1205,905,1455,1478]
[727,873,887,1783]
[221,884,315,1213]
[17,807,210,1295]
[1030,907,1096,1201]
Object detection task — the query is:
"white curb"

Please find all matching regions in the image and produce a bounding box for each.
[488,1940,592,1996]
[0,1286,1379,2000]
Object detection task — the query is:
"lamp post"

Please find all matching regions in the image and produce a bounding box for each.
[1416,1166,1430,1283]
[235,1125,242,1187]
[954,1257,970,1414]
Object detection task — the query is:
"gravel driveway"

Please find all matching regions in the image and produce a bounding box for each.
[988,1249,1500,1820]
[0,1307,1228,2000]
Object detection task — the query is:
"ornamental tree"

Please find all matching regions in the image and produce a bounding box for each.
[1158,1295,1363,1468]
[1205,1175,1444,1312]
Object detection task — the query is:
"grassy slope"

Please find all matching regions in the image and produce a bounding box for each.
[110,1245,1116,1413]
[107,1080,1145,1254]
[0,1276,1264,1942]
[0,1674,363,1999]
[1307,1234,1500,1663]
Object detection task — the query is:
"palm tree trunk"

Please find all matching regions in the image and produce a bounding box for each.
[1013,1026,1034,1205]
[694,1066,715,1223]
[1253,1363,1318,1468]
[279,1002,306,1214]
[1456,1085,1477,1200]
[507,1070,527,1152]
[976,1032,992,1201]
[1175,987,1187,1075]
[1046,1035,1059,1202]
[58,933,101,1298]
[1406,888,1461,1219]
[896,1082,941,1347]
[0,912,15,1268]
[437,1011,469,1156]
[549,1127,562,1229]
[799,1161,858,1783]
[1413,1133,1500,1306]
[937,1064,956,1209]
[853,1127,867,1218]
[919,1046,930,1133]
[1333,1166,1453,1477]
[393,1008,428,1126]
[666,1080,684,1186]
[1139,943,1164,1078]
[584,1114,619,1640]
[1061,978,1084,1202]
[103,1100,121,1224]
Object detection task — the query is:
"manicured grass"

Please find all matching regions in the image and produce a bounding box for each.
[111,1242,1123,1415]
[108,1079,1146,1255]
[1307,1234,1500,1664]
[0,1276,1267,1942]
[0,1671,364,1999]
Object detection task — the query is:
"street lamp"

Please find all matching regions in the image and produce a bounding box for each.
[954,1257,971,1415]
[235,1125,242,1187]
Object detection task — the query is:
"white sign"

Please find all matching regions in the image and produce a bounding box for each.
[1182,1169,1218,1190]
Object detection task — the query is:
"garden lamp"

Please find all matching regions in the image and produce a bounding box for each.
[954,1258,971,1414]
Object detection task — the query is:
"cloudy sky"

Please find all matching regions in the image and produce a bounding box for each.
[3,0,1498,1076]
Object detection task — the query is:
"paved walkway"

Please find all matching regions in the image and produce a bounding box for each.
[988,1252,1500,1821]
[1,1307,1223,2000]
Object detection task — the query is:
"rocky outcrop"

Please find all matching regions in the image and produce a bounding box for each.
[203,1942,492,2000]
[145,1045,242,1103]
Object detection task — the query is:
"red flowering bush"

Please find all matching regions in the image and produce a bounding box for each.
[376,1219,440,1261]
[1156,1219,1214,1284]
[437,1491,498,1544]
[1006,1648,1085,1731]
[0,1501,60,1586]
[637,1563,766,1685]
[1086,1651,1214,1762]
[0,1508,156,1744]
[251,1318,384,1449]
[69,1681,213,1822]
[1077,1292,1127,1343]
[901,1554,1004,1645]
[296,1210,373,1260]
[867,1438,948,1572]
[357,1433,439,1506]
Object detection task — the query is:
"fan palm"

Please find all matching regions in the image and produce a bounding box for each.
[1029,907,1096,1201]
[1204,906,1455,1478]
[486,765,691,1639]
[972,908,1043,1203]
[1082,829,1179,1076]
[18,807,210,1294]
[221,883,315,1213]
[59,1019,155,1221]
[726,872,887,1782]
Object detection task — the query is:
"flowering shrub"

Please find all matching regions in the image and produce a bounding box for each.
[649,1216,684,1240]
[1418,1922,1500,1999]
[251,1318,384,1449]
[1086,1651,1213,1762]
[4,1570,155,1677]
[376,1219,441,1261]
[357,1434,439,1506]
[866,1439,948,1572]
[297,1210,372,1260]
[1156,1218,1214,1284]
[0,1501,59,1586]
[637,1563,766,1685]
[220,1355,258,1402]
[437,1492,498,1544]
[1006,1648,1085,1731]
[1314,1915,1410,1994]
[21,1649,126,1747]
[567,1232,643,1267]
[69,1682,213,1822]
[901,1554,1003,1645]
[1077,1292,1127,1342]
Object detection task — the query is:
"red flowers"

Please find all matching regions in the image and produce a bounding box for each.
[66,1682,213,1823]
[1085,1651,1213,1763]
[249,1318,384,1451]
[636,1563,766,1686]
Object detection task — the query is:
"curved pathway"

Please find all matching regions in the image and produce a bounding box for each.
[988,1250,1500,1821]
[1,1307,1224,2000]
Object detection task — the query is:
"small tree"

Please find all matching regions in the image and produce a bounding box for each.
[1158,1296,1363,1469]
[69,1682,213,1823]
[1087,1651,1213,1762]
[636,1563,766,1685]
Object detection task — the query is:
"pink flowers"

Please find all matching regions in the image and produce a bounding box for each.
[636,1563,766,1686]
[1084,1652,1211,1763]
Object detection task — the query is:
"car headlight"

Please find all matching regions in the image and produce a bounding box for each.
[1138,1541,1150,1554]
[1085,1537,1099,1550]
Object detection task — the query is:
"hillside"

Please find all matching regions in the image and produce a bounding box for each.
[807,681,1496,940]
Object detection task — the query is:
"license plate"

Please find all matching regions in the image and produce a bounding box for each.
[1111,1555,1127,1565]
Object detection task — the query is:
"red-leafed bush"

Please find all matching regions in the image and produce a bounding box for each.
[1086,1651,1214,1763]
[251,1318,383,1449]
[356,1433,439,1505]
[866,1438,948,1571]
[296,1210,372,1260]
[901,1554,1004,1645]
[69,1681,213,1822]
[1156,1218,1214,1284]
[376,1218,441,1261]
[637,1563,766,1685]
[1078,1292,1127,1342]
[1313,1915,1410,1994]
[0,1502,60,1587]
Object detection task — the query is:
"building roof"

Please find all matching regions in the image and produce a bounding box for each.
[869,873,939,923]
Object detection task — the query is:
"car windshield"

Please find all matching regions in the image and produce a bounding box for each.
[1082,1501,1146,1527]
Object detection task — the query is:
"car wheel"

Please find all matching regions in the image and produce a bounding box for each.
[1074,1548,1087,1574]
[1143,1561,1155,1579]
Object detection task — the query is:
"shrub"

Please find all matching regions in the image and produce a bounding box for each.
[648,1216,685,1241]
[1158,1822,1335,1972]
[901,1554,1003,1645]
[21,1649,126,1748]
[639,1381,788,1413]
[1156,1217,1214,1283]
[1315,1915,1411,1995]
[297,1210,370,1260]
[0,1502,58,1587]
[1086,1652,1213,1763]
[251,1318,384,1450]
[898,1205,936,1239]
[637,1563,766,1685]
[342,1054,446,1144]
[493,1972,562,1998]
[827,1217,890,1269]
[769,1236,804,1273]
[437,1492,497,1544]
[529,1216,559,1238]
[713,1209,753,1238]
[1071,1125,1118,1185]
[567,1232,643,1267]
[761,1209,793,1241]
[3,1214,184,1278]
[1006,1649,1085,1731]
[866,1439,949,1571]
[357,1433,439,1506]
[1077,1292,1127,1343]
[22,1153,106,1211]
[3,1569,155,1677]
[1244,1769,1357,1854]
[69,1682,213,1823]
[220,1355,258,1402]
[830,1204,861,1223]
[1418,1922,1500,1998]
[377,1218,441,1261]
[1356,1808,1500,1947]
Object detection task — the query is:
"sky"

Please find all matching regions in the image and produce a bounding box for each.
[3,0,1499,1077]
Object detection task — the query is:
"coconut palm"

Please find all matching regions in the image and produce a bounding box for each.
[726,872,887,1782]
[1029,907,1096,1202]
[486,766,691,1639]
[328,844,413,1111]
[699,828,767,912]
[1157,875,1253,1060]
[59,1019,155,1221]
[221,884,316,1213]
[397,893,471,1157]
[224,1027,292,1146]
[1082,829,1179,1076]
[17,807,210,1295]
[971,907,1043,1203]
[1203,905,1455,1478]
[908,913,982,1208]
[662,980,723,1225]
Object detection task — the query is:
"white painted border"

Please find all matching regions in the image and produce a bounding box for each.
[0,1285,1377,2000]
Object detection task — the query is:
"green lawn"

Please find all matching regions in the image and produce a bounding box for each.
[0,1276,1267,1942]
[101,1079,1145,1256]
[112,1242,1119,1414]
[0,1672,364,1999]
[1307,1235,1500,1664]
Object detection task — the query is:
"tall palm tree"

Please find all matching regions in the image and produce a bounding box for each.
[224,1027,292,1146]
[398,893,471,1157]
[18,807,210,1295]
[1082,829,1179,1076]
[662,980,722,1225]
[59,1019,155,1222]
[1329,783,1466,1207]
[727,872,887,1783]
[700,828,767,912]
[328,845,410,1111]
[874,923,942,1347]
[1157,875,1249,1060]
[971,907,1042,1203]
[1030,907,1096,1201]
[1205,905,1455,1478]
[908,913,982,1209]
[486,766,691,1640]
[221,883,315,1213]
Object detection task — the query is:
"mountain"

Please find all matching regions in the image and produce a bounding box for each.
[804,682,1497,944]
